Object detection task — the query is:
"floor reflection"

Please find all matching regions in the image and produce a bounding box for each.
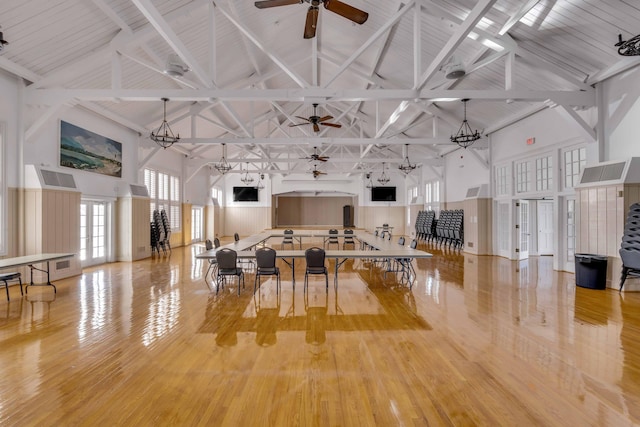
[198,261,431,347]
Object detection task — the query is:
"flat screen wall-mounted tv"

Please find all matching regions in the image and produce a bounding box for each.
[371,187,396,202]
[233,186,259,202]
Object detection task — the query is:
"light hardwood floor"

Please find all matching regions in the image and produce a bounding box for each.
[1,237,639,426]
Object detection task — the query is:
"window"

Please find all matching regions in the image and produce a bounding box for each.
[425,180,440,214]
[495,165,509,196]
[564,147,586,189]
[144,168,181,230]
[515,161,531,193]
[535,155,553,191]
[407,186,418,204]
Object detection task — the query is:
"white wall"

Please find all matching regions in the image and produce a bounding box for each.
[26,105,140,198]
[0,70,21,188]
[605,66,640,161]
[443,149,490,204]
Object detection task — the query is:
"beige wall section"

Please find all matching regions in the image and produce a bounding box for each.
[463,198,493,255]
[5,188,20,257]
[576,184,640,290]
[224,207,271,237]
[358,206,405,234]
[182,203,192,246]
[277,197,352,227]
[445,201,464,210]
[116,197,151,262]
[23,188,81,282]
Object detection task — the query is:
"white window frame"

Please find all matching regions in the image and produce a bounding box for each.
[515,160,531,194]
[535,155,553,191]
[495,164,509,197]
[563,147,587,190]
[144,167,181,231]
[424,180,441,214]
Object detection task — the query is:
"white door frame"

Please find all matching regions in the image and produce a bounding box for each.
[537,200,554,255]
[515,200,530,260]
[80,199,112,267]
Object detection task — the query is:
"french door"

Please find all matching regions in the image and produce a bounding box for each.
[80,200,108,267]
[191,206,203,243]
[537,201,554,255]
[516,200,530,260]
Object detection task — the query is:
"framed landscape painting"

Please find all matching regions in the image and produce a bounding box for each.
[60,121,122,178]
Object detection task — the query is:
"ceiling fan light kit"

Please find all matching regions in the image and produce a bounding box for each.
[615,33,640,56]
[255,0,368,39]
[289,104,342,133]
[150,98,179,149]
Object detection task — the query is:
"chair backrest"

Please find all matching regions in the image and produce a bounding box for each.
[344,229,354,241]
[283,229,294,241]
[344,229,353,235]
[213,237,221,248]
[284,229,294,236]
[205,239,213,250]
[410,239,417,249]
[234,232,240,242]
[398,236,405,246]
[216,248,238,269]
[256,247,277,269]
[305,247,326,268]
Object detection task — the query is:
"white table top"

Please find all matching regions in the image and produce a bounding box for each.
[0,253,75,269]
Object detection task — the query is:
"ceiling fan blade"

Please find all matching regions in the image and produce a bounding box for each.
[323,0,368,24]
[317,115,334,122]
[294,115,312,122]
[288,122,311,127]
[317,157,329,162]
[313,122,320,132]
[255,0,302,9]
[320,122,342,128]
[304,6,319,39]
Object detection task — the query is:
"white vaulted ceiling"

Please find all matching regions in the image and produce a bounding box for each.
[1,0,639,177]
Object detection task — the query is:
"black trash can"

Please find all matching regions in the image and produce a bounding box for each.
[574,254,608,289]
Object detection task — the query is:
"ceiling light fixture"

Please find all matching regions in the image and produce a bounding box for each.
[214,143,232,175]
[398,144,416,174]
[164,53,189,77]
[365,173,373,189]
[450,98,481,149]
[240,162,254,185]
[255,173,265,190]
[0,27,8,52]
[615,33,640,56]
[377,162,390,185]
[150,98,179,149]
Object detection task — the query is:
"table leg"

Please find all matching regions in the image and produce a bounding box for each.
[25,261,57,293]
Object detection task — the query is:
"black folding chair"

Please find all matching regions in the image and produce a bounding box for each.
[215,248,245,295]
[254,247,281,294]
[304,247,328,292]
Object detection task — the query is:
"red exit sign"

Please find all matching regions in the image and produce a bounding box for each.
[526,137,535,145]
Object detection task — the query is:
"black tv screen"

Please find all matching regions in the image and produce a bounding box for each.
[371,187,396,202]
[233,186,259,202]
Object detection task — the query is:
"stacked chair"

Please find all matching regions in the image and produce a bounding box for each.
[620,203,640,291]
[150,209,171,255]
[415,210,436,242]
[434,209,464,249]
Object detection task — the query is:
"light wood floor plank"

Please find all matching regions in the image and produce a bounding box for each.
[1,239,640,425]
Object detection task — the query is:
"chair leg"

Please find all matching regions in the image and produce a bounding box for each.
[3,280,9,301]
[620,267,629,291]
[254,273,260,294]
[18,276,23,296]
